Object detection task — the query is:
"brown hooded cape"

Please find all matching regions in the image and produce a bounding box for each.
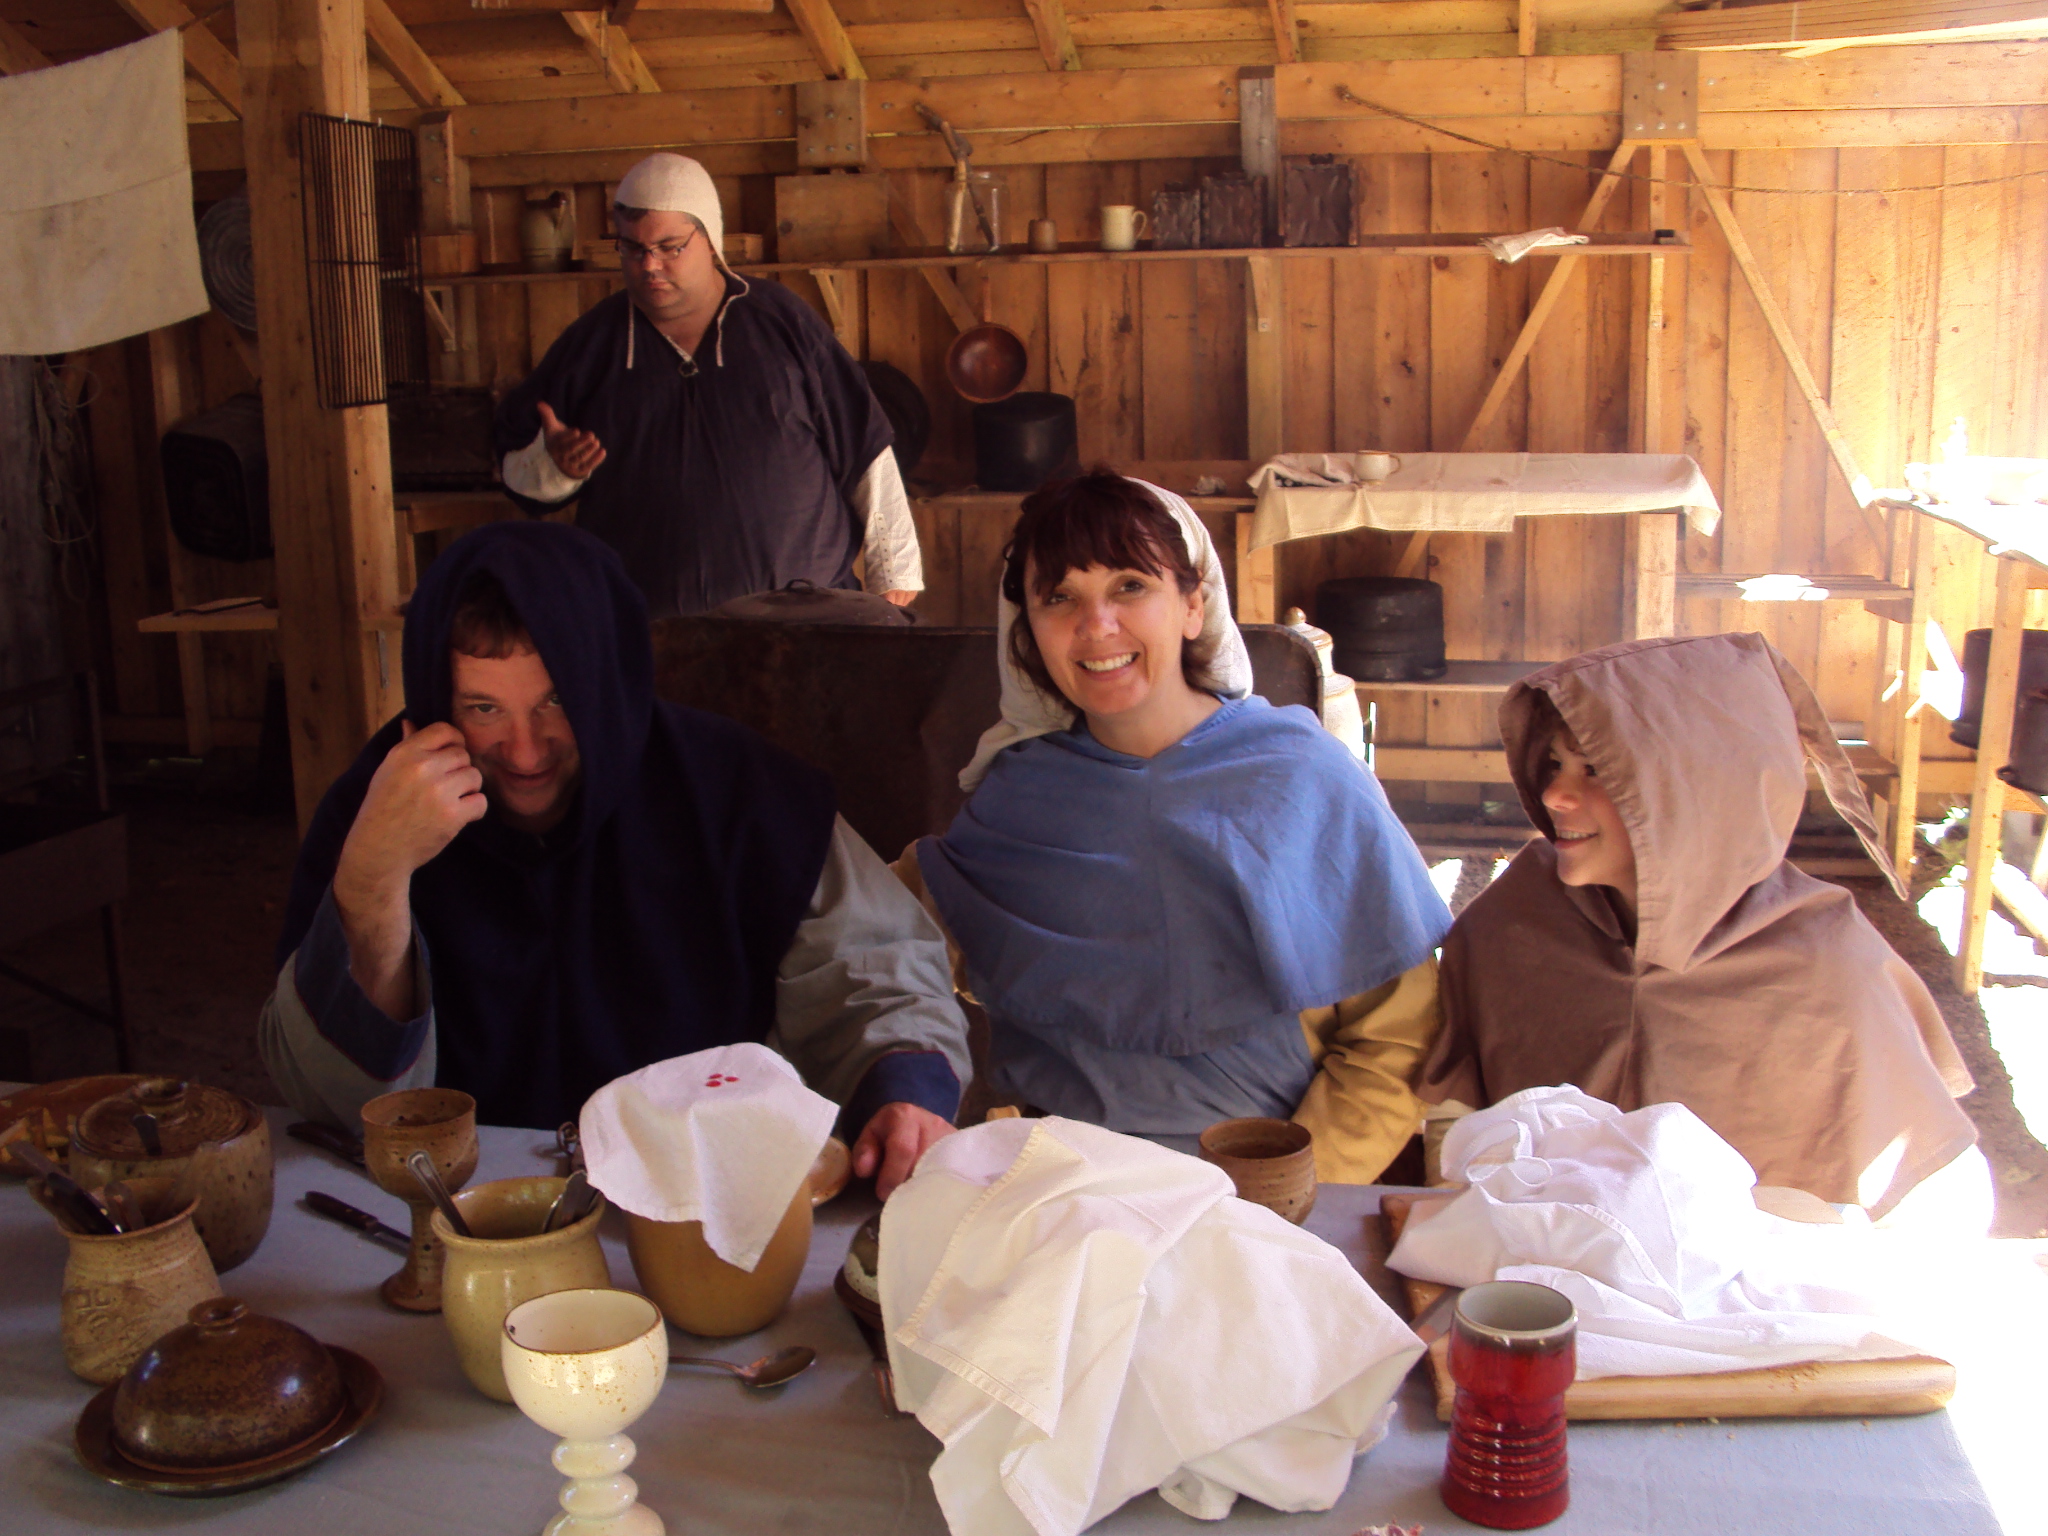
[1418,633,1974,1216]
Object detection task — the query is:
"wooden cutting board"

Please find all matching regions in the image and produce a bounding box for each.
[1381,1193,1956,1422]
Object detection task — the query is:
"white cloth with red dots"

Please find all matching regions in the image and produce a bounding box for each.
[579,1042,837,1271]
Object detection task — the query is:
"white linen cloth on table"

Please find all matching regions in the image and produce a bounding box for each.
[879,1117,1424,1536]
[1386,1086,1944,1380]
[1246,452,1722,551]
[579,1042,836,1271]
[0,31,208,355]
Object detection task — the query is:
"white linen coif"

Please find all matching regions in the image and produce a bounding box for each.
[579,1043,836,1272]
[0,32,208,354]
[880,1118,1424,1536]
[1386,1086,1931,1379]
[958,480,1254,791]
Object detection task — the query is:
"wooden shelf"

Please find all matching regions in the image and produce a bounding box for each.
[437,234,1690,286]
[1353,660,1549,694]
[137,600,278,634]
[1676,572,1913,601]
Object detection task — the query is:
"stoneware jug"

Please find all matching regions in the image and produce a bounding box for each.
[433,1175,611,1402]
[625,1176,812,1338]
[68,1078,274,1273]
[58,1176,223,1384]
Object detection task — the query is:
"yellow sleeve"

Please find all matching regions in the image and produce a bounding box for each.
[1291,957,1442,1185]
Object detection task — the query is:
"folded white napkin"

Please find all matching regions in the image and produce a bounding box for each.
[579,1043,837,1272]
[1387,1086,1930,1378]
[880,1118,1423,1536]
[1247,452,1364,491]
[1479,227,1590,264]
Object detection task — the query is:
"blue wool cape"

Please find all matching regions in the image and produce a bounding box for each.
[276,521,838,1130]
[917,697,1450,1059]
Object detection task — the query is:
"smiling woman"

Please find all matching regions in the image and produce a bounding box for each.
[909,473,1454,1183]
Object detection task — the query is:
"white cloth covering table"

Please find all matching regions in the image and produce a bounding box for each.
[0,1102,2016,1535]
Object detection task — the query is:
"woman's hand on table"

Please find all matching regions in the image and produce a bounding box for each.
[851,1103,955,1199]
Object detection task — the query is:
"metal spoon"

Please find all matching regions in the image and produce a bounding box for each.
[540,1168,589,1234]
[406,1149,472,1238]
[671,1345,816,1389]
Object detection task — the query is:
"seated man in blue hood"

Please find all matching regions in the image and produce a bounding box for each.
[260,521,966,1195]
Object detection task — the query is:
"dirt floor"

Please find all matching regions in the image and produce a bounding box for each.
[4,754,2044,1236]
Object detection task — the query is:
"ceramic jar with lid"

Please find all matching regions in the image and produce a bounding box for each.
[68,1078,274,1272]
[56,1176,223,1384]
[111,1297,344,1472]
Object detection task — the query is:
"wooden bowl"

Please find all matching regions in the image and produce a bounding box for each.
[945,321,1028,404]
[1198,1116,1318,1225]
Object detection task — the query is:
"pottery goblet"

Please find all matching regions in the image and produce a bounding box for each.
[502,1288,668,1536]
[359,1088,478,1312]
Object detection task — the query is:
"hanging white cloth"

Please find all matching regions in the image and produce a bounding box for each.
[0,31,208,355]
[880,1118,1423,1535]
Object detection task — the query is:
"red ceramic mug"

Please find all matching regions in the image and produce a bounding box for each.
[1441,1280,1577,1530]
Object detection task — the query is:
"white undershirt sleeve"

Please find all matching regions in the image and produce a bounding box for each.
[501,427,589,505]
[851,447,923,594]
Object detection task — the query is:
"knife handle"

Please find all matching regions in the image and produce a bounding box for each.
[305,1190,382,1233]
[288,1121,366,1167]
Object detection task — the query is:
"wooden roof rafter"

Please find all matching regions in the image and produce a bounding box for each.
[563,10,661,93]
[1661,0,2048,54]
[0,18,52,73]
[783,0,864,81]
[1021,0,1080,72]
[366,0,465,108]
[113,0,240,115]
[1266,0,1300,64]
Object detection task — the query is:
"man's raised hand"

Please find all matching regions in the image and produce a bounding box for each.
[537,402,607,480]
[337,721,488,894]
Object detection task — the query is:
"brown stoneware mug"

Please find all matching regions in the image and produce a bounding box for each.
[434,1175,612,1402]
[1198,1116,1318,1224]
[54,1175,223,1384]
[360,1088,478,1313]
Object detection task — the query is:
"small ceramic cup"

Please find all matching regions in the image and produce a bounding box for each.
[1198,1117,1317,1224]
[624,1177,813,1338]
[1441,1280,1577,1530]
[1028,218,1059,254]
[434,1175,612,1402]
[1100,204,1149,252]
[1354,450,1403,483]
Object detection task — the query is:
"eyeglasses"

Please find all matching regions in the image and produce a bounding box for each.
[617,226,700,267]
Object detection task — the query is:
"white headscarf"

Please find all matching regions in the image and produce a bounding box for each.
[958,479,1255,791]
[611,152,746,368]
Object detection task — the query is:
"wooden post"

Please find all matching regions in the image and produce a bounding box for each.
[237,0,402,830]
[1238,66,1279,248]
[144,327,215,756]
[1239,254,1282,625]
[1623,145,1677,639]
[1882,504,1931,884]
[1956,553,2030,993]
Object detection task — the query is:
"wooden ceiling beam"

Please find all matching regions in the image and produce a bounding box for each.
[1661,0,2048,50]
[784,0,865,81]
[113,0,242,115]
[1266,0,1300,63]
[563,11,661,93]
[366,0,466,107]
[0,19,52,73]
[1021,0,1081,72]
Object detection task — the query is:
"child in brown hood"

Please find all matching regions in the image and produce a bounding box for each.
[1419,633,1983,1222]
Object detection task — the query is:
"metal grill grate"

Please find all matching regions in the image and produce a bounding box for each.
[299,114,429,408]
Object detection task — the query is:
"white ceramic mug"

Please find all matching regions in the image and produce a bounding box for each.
[1100,205,1149,252]
[1355,450,1403,483]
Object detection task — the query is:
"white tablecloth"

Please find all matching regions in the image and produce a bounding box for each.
[1248,453,1722,551]
[0,1105,2014,1535]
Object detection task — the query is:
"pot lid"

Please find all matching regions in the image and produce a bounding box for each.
[75,1078,251,1162]
[710,581,912,627]
[112,1298,344,1473]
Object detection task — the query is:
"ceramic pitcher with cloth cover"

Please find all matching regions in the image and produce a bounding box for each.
[582,1043,834,1336]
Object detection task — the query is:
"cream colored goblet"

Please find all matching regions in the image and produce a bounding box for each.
[502,1288,668,1536]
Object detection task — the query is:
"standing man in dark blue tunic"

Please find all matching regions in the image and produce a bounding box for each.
[492,153,923,618]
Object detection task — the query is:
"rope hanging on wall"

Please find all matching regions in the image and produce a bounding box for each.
[1330,85,2048,196]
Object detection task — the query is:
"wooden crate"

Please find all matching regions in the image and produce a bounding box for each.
[1200,172,1265,249]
